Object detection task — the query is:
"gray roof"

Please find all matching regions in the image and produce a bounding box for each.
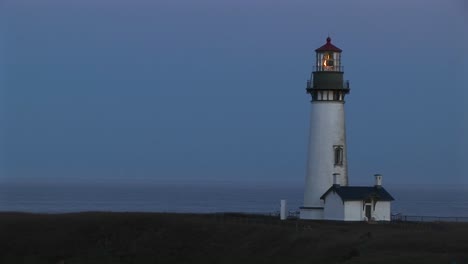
[320,185,394,201]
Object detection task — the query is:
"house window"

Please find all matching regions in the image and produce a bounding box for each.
[333,145,344,166]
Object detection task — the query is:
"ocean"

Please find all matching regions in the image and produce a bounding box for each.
[1,183,468,217]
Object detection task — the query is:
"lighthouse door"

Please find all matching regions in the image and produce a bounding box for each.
[365,205,372,220]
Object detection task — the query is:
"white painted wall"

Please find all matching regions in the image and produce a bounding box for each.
[344,201,363,221]
[341,200,392,221]
[323,191,344,220]
[302,101,348,220]
[300,208,323,220]
[373,201,391,221]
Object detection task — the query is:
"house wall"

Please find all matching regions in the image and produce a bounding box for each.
[300,208,323,220]
[343,200,391,221]
[323,191,344,220]
[373,201,391,221]
[344,201,363,221]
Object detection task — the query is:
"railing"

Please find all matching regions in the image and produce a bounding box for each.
[391,213,468,223]
[270,210,300,219]
[344,80,350,89]
[207,212,468,230]
[313,65,344,72]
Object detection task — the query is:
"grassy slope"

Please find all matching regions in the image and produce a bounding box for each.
[0,212,467,264]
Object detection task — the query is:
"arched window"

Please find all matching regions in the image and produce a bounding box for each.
[333,145,343,166]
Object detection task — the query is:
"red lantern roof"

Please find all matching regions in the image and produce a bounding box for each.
[315,37,342,53]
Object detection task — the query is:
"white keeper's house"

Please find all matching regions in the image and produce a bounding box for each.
[320,174,394,221]
[299,37,395,221]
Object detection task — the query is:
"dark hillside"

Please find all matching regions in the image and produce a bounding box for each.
[0,212,467,264]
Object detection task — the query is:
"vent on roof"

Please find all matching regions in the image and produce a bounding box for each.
[333,173,340,187]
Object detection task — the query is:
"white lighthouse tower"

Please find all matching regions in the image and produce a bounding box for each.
[300,37,350,220]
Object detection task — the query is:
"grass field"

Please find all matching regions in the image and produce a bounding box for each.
[0,212,467,264]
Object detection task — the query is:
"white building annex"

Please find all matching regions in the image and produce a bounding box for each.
[299,37,395,221]
[320,174,394,221]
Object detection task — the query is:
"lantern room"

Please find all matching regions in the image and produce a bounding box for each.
[315,37,342,72]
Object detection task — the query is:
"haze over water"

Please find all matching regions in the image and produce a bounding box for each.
[1,183,467,218]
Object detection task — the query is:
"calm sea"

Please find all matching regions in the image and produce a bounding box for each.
[1,183,467,217]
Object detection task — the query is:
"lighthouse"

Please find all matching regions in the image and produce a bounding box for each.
[300,37,350,220]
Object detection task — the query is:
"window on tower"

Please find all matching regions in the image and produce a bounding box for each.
[316,51,341,72]
[333,145,344,166]
[333,92,341,101]
[322,52,334,70]
[319,52,335,71]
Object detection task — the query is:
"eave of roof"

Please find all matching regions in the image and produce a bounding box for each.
[320,185,395,201]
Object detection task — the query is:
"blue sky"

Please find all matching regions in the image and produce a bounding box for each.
[0,0,466,187]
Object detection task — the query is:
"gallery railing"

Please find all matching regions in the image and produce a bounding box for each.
[313,65,344,72]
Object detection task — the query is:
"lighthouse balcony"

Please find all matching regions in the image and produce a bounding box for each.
[306,80,350,92]
[312,65,344,72]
